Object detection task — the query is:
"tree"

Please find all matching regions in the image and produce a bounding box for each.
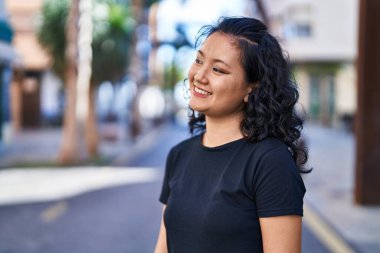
[38,0,135,163]
[38,0,69,80]
[61,0,80,163]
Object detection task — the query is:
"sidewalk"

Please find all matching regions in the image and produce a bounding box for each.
[0,123,379,253]
[0,123,159,168]
[0,122,166,206]
[302,124,380,253]
[0,128,62,168]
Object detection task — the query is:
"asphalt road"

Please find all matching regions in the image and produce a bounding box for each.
[0,122,331,253]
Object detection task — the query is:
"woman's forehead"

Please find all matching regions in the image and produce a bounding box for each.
[203,32,238,47]
[200,32,240,55]
[200,32,241,61]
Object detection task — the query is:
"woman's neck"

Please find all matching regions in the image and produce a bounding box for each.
[203,113,244,147]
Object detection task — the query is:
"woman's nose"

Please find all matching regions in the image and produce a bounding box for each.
[194,66,208,84]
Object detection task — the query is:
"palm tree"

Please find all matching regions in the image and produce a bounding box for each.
[62,0,80,163]
[38,0,135,164]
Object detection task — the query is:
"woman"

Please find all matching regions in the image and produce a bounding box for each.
[155,17,309,253]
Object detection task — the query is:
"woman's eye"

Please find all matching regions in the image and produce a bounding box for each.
[213,67,225,74]
[195,58,202,64]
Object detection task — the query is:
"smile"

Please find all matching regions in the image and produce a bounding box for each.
[194,85,213,96]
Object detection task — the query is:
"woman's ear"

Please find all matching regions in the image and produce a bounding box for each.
[244,94,249,103]
[244,86,253,103]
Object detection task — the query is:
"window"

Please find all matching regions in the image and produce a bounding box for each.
[283,22,312,39]
[282,4,313,40]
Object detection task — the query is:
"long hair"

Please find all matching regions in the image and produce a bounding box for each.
[188,17,310,173]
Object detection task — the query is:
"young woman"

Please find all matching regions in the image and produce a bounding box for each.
[155,17,309,253]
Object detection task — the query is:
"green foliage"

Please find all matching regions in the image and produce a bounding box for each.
[162,63,184,90]
[37,0,135,85]
[92,1,135,84]
[37,0,69,79]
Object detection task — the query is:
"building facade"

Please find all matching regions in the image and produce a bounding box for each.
[5,0,63,131]
[266,0,358,128]
[0,0,17,143]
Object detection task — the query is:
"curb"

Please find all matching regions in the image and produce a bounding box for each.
[304,202,360,253]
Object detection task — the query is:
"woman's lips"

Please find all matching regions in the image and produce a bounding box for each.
[192,85,212,98]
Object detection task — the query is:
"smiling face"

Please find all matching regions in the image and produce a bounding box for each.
[188,32,252,118]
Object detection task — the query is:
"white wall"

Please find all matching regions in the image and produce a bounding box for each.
[335,63,356,115]
[267,0,359,62]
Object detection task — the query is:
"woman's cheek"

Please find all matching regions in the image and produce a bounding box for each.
[188,63,197,83]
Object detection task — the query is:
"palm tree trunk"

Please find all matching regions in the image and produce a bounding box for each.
[85,83,98,156]
[59,0,79,164]
[76,0,95,158]
[129,0,145,140]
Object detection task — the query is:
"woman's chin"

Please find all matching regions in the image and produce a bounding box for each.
[189,101,205,113]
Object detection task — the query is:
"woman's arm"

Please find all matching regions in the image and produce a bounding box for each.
[154,205,168,253]
[259,215,302,253]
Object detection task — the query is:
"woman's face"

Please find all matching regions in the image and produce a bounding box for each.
[188,32,251,118]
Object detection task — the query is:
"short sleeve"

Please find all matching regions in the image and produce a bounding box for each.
[159,147,176,204]
[253,146,306,217]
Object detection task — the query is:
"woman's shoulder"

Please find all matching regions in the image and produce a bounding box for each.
[170,134,202,153]
[244,137,299,179]
[245,137,292,158]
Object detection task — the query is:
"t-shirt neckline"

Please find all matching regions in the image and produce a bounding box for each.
[199,134,246,151]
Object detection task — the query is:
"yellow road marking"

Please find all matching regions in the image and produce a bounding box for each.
[40,201,68,223]
[304,204,356,253]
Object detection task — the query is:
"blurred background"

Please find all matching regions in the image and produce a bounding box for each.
[0,0,379,252]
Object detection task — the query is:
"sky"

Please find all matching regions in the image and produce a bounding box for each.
[153,0,255,76]
[156,0,254,43]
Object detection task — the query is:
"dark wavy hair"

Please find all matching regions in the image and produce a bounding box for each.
[188,17,310,173]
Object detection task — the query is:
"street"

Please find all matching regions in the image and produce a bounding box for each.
[0,123,333,252]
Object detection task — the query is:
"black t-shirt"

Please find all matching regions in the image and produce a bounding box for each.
[159,134,306,253]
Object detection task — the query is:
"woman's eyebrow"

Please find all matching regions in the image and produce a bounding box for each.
[197,50,231,68]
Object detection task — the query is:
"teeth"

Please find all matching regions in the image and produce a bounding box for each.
[194,86,212,96]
